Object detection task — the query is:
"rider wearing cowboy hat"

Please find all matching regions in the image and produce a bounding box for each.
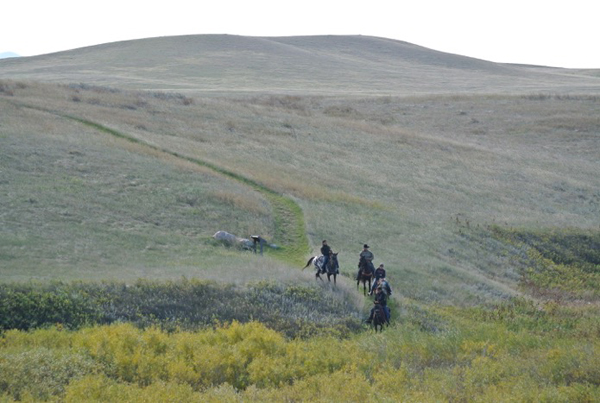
[357,244,375,280]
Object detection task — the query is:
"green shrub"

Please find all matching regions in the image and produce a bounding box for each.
[489,226,600,299]
[0,279,361,338]
[0,283,101,330]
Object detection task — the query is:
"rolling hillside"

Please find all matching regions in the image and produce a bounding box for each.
[1,35,599,302]
[1,34,600,402]
[2,35,600,95]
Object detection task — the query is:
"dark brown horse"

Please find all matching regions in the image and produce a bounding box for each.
[356,256,374,295]
[372,304,386,332]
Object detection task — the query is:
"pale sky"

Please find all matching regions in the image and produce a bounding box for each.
[2,0,598,68]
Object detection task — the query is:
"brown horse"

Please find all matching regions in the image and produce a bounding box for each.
[356,256,374,295]
[372,304,386,332]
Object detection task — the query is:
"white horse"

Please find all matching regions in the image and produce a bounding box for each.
[302,252,339,283]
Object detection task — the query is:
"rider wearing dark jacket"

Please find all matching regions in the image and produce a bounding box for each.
[376,278,392,296]
[357,244,375,280]
[369,264,387,295]
[320,240,332,273]
[366,285,390,324]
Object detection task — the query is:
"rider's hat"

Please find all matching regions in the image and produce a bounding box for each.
[363,244,369,248]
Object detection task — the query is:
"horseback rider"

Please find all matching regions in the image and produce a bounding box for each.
[375,277,392,297]
[320,240,332,273]
[366,284,390,324]
[357,244,375,280]
[369,264,386,295]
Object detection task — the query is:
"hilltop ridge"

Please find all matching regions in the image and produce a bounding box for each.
[2,34,599,95]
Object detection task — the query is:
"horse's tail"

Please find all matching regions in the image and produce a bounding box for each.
[302,256,315,270]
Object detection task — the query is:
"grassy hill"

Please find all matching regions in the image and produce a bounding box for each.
[2,34,600,95]
[2,75,599,303]
[1,34,599,298]
[1,34,599,401]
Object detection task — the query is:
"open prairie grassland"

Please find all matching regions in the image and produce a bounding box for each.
[1,35,600,401]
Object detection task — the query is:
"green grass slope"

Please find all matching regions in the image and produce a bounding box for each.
[0,97,278,282]
[2,79,599,306]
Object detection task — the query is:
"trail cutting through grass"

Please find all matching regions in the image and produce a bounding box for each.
[15,102,309,266]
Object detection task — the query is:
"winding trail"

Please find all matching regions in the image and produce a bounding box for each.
[15,102,310,266]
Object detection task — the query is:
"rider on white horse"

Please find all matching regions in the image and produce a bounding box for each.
[320,240,332,273]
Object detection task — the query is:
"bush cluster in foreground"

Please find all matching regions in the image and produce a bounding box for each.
[0,279,361,338]
[1,301,598,402]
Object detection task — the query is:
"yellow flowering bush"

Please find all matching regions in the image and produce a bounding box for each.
[1,301,599,402]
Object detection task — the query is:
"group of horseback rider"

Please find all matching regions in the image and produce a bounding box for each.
[317,241,392,325]
[357,244,392,325]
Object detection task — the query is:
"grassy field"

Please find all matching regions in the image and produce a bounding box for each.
[1,35,600,401]
[2,80,599,304]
